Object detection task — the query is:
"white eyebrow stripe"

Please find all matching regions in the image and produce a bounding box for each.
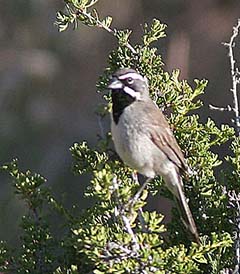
[123,86,141,100]
[119,72,144,81]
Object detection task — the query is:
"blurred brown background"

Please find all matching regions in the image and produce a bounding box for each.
[0,0,240,243]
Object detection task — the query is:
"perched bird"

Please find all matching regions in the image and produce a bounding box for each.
[108,68,199,243]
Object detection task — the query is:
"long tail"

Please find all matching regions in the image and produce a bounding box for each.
[174,183,200,244]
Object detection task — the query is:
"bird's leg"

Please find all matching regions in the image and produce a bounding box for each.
[138,207,148,232]
[128,177,152,207]
[131,170,138,182]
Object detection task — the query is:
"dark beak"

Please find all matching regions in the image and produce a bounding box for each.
[107,78,123,89]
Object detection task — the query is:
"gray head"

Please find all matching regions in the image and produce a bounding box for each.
[108,68,149,124]
[108,68,149,100]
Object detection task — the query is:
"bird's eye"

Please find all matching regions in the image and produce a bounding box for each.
[127,77,134,84]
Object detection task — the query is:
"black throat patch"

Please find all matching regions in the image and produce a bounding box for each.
[112,90,135,124]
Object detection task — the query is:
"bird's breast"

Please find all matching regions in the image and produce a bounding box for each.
[111,108,158,178]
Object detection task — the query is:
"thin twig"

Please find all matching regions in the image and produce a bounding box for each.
[121,214,140,251]
[74,7,137,55]
[111,177,140,252]
[225,19,240,135]
[106,242,133,255]
[97,114,105,139]
[209,19,240,136]
[224,19,240,135]
[209,104,233,112]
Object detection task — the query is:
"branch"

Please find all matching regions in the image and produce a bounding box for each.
[61,0,137,55]
[224,19,240,136]
[209,104,233,112]
[76,9,137,54]
[121,214,140,251]
[112,176,140,252]
[210,19,240,136]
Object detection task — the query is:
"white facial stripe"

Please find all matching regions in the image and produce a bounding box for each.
[123,86,141,100]
[119,72,144,81]
[108,81,123,89]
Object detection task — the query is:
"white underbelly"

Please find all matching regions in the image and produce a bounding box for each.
[111,118,158,178]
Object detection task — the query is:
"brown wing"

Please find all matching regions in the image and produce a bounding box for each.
[142,101,188,174]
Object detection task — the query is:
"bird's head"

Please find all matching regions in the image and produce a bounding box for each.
[107,68,149,100]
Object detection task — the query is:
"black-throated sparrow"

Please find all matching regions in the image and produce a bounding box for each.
[108,68,199,243]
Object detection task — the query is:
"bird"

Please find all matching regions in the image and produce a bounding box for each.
[107,68,199,243]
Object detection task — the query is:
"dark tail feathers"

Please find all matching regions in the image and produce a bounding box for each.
[175,184,200,244]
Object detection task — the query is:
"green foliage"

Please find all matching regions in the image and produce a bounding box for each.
[225,136,240,187]
[0,1,239,273]
[143,19,167,46]
[55,0,112,32]
[2,159,47,210]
